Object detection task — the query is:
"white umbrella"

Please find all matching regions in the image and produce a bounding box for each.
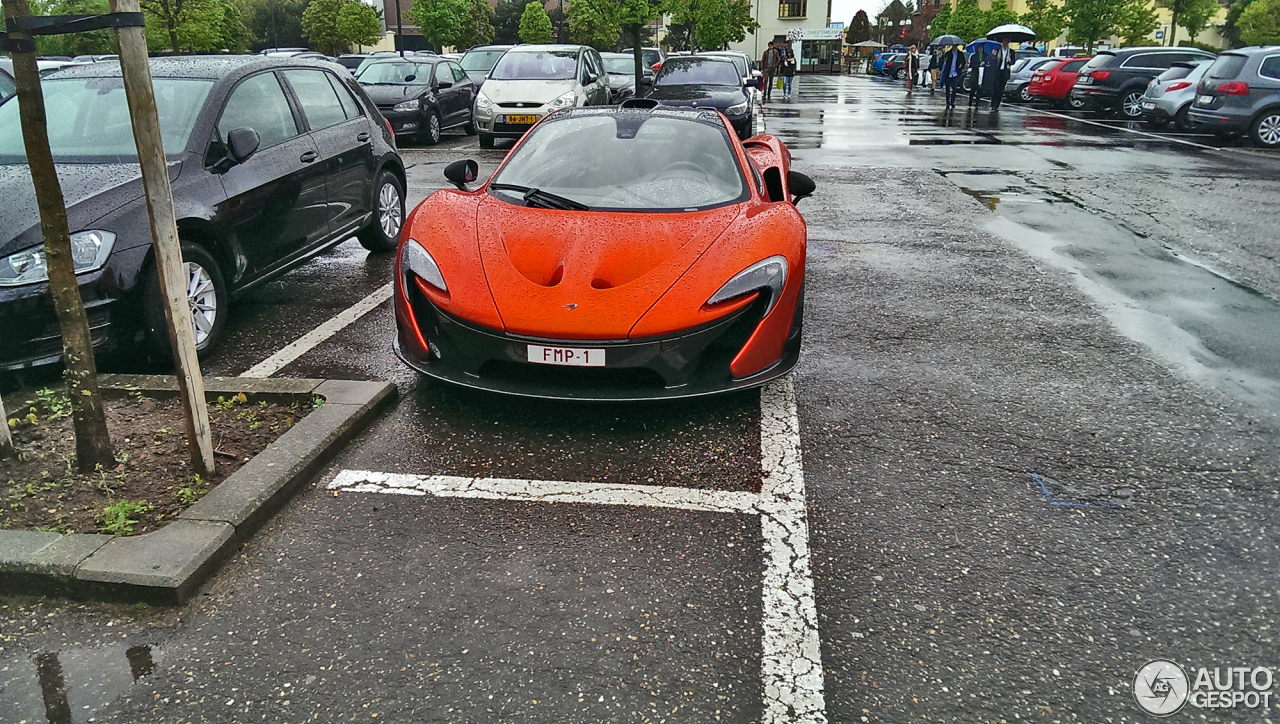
[986,24,1036,43]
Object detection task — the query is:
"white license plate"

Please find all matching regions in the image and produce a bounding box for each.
[1196,94,1213,105]
[1078,76,1092,84]
[1141,101,1155,109]
[527,345,606,367]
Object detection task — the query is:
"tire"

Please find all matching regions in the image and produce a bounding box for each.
[1173,105,1195,133]
[1018,84,1033,103]
[421,111,442,145]
[142,242,228,362]
[895,68,906,81]
[1068,94,1086,110]
[479,133,495,149]
[464,117,477,135]
[1118,90,1144,119]
[1249,108,1280,149]
[357,169,405,253]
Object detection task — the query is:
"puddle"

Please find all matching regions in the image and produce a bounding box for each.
[945,171,1280,419]
[0,643,160,724]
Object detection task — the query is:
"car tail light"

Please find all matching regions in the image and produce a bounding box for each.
[1219,81,1250,95]
[385,117,395,139]
[1090,70,1111,80]
[1166,81,1192,91]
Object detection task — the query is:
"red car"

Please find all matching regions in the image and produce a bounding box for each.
[1028,57,1090,109]
[394,105,814,400]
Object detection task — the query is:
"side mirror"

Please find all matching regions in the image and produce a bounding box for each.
[788,170,815,205]
[444,159,479,190]
[437,80,452,89]
[227,127,260,164]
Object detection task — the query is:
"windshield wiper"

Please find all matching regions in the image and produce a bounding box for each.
[490,183,590,211]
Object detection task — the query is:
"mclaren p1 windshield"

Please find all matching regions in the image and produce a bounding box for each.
[488,110,748,212]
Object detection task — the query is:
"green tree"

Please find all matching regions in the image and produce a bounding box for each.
[946,0,985,39]
[1222,0,1252,46]
[568,0,620,48]
[142,0,246,53]
[1157,0,1216,44]
[1238,0,1280,44]
[1019,0,1066,44]
[927,3,950,37]
[408,0,469,50]
[1062,0,1120,50]
[519,0,553,43]
[664,0,759,50]
[618,0,662,82]
[32,0,118,56]
[246,0,307,51]
[1116,0,1159,43]
[456,0,495,48]
[847,8,873,42]
[1179,0,1220,42]
[302,0,380,53]
[984,0,1020,29]
[493,0,535,43]
[219,0,254,51]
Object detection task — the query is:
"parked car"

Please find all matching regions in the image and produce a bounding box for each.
[0,56,405,368]
[882,53,908,79]
[698,50,760,90]
[472,44,611,149]
[1013,48,1044,61]
[600,52,654,102]
[1005,55,1059,102]
[1028,56,1091,108]
[458,44,513,86]
[870,52,899,75]
[0,59,14,103]
[1140,60,1212,131]
[356,56,475,144]
[1189,47,1280,147]
[622,47,666,71]
[71,54,118,63]
[336,54,370,71]
[1050,46,1087,58]
[645,56,754,139]
[1072,46,1216,118]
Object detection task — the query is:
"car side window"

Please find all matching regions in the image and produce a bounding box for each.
[217,72,300,149]
[450,62,468,83]
[1261,55,1280,80]
[326,72,362,119]
[282,69,349,131]
[1121,53,1160,69]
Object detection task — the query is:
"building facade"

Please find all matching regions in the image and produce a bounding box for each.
[728,0,842,72]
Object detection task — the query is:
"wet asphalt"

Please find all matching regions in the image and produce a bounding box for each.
[3,74,1279,723]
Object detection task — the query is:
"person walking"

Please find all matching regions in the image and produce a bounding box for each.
[918,47,933,92]
[929,45,942,92]
[761,41,781,103]
[905,45,920,92]
[985,40,1015,111]
[938,43,966,109]
[780,46,797,99]
[967,47,985,109]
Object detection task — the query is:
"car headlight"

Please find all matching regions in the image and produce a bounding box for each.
[725,99,749,116]
[548,90,576,109]
[0,230,115,287]
[475,91,494,110]
[706,256,787,315]
[392,98,421,112]
[400,238,447,292]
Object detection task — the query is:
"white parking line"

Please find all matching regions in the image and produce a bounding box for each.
[327,377,828,723]
[241,282,393,378]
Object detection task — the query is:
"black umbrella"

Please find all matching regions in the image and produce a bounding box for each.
[930,34,964,47]
[985,24,1036,43]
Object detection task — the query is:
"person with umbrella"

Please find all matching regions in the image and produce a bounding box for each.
[984,24,1036,111]
[936,39,966,109]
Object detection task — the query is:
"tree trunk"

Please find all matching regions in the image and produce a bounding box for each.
[630,24,643,91]
[1,0,115,472]
[1169,9,1179,45]
[0,390,13,458]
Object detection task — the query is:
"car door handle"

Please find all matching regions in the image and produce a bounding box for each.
[300,151,317,163]
[357,132,371,142]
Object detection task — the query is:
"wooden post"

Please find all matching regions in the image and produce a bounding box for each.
[2,0,115,472]
[109,0,215,476]
[0,390,12,458]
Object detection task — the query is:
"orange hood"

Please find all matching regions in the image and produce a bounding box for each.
[475,198,743,339]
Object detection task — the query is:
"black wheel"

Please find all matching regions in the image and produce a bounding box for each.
[1173,105,1195,133]
[1118,90,1144,119]
[421,111,442,145]
[143,242,228,362]
[895,68,906,80]
[1018,84,1033,103]
[1249,108,1280,148]
[464,117,477,135]
[357,169,404,253]
[479,133,495,149]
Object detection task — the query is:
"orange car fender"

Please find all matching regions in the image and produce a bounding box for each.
[399,190,504,331]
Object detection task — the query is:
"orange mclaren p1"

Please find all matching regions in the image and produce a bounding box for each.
[393,105,814,400]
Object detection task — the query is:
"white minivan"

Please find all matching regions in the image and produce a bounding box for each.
[472,44,611,148]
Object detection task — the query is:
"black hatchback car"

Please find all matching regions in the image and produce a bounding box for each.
[645,56,754,139]
[1072,46,1216,118]
[1188,47,1280,148]
[356,56,476,144]
[0,56,405,369]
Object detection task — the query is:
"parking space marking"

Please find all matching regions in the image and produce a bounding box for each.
[327,377,827,723]
[241,282,393,378]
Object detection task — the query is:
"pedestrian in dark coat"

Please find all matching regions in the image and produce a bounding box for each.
[967,48,985,108]
[780,46,797,99]
[905,45,920,91]
[984,40,1015,110]
[937,44,966,108]
[761,42,781,102]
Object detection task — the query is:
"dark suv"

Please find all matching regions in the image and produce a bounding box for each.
[356,56,476,144]
[1072,46,1216,118]
[1188,47,1280,148]
[0,56,405,368]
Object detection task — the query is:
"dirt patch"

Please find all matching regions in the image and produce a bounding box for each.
[1,391,315,536]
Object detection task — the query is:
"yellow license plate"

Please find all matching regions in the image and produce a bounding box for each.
[502,114,538,124]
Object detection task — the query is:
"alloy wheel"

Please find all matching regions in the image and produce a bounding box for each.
[1256,113,1280,147]
[1020,85,1032,102]
[186,261,217,346]
[378,182,402,240]
[1122,92,1144,118]
[428,114,441,143]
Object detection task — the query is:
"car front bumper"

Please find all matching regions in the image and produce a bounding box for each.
[395,289,800,401]
[474,103,558,138]
[377,108,423,136]
[0,269,121,370]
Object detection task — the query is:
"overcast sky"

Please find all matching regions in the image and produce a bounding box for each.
[829,0,885,26]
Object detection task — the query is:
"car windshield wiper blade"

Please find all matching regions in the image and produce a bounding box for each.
[490,183,590,211]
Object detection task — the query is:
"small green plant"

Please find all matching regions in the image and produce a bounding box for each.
[173,474,208,505]
[34,388,71,420]
[98,500,154,536]
[128,390,145,402]
[212,393,247,411]
[312,397,325,409]
[114,450,130,465]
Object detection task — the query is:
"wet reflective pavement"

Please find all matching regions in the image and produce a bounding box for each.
[3,74,1278,723]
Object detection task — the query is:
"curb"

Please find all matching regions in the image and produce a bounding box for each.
[0,375,396,604]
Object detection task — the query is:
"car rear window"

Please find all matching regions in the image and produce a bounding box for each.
[1082,53,1115,70]
[1207,54,1248,79]
[1061,59,1088,72]
[1157,65,1194,82]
